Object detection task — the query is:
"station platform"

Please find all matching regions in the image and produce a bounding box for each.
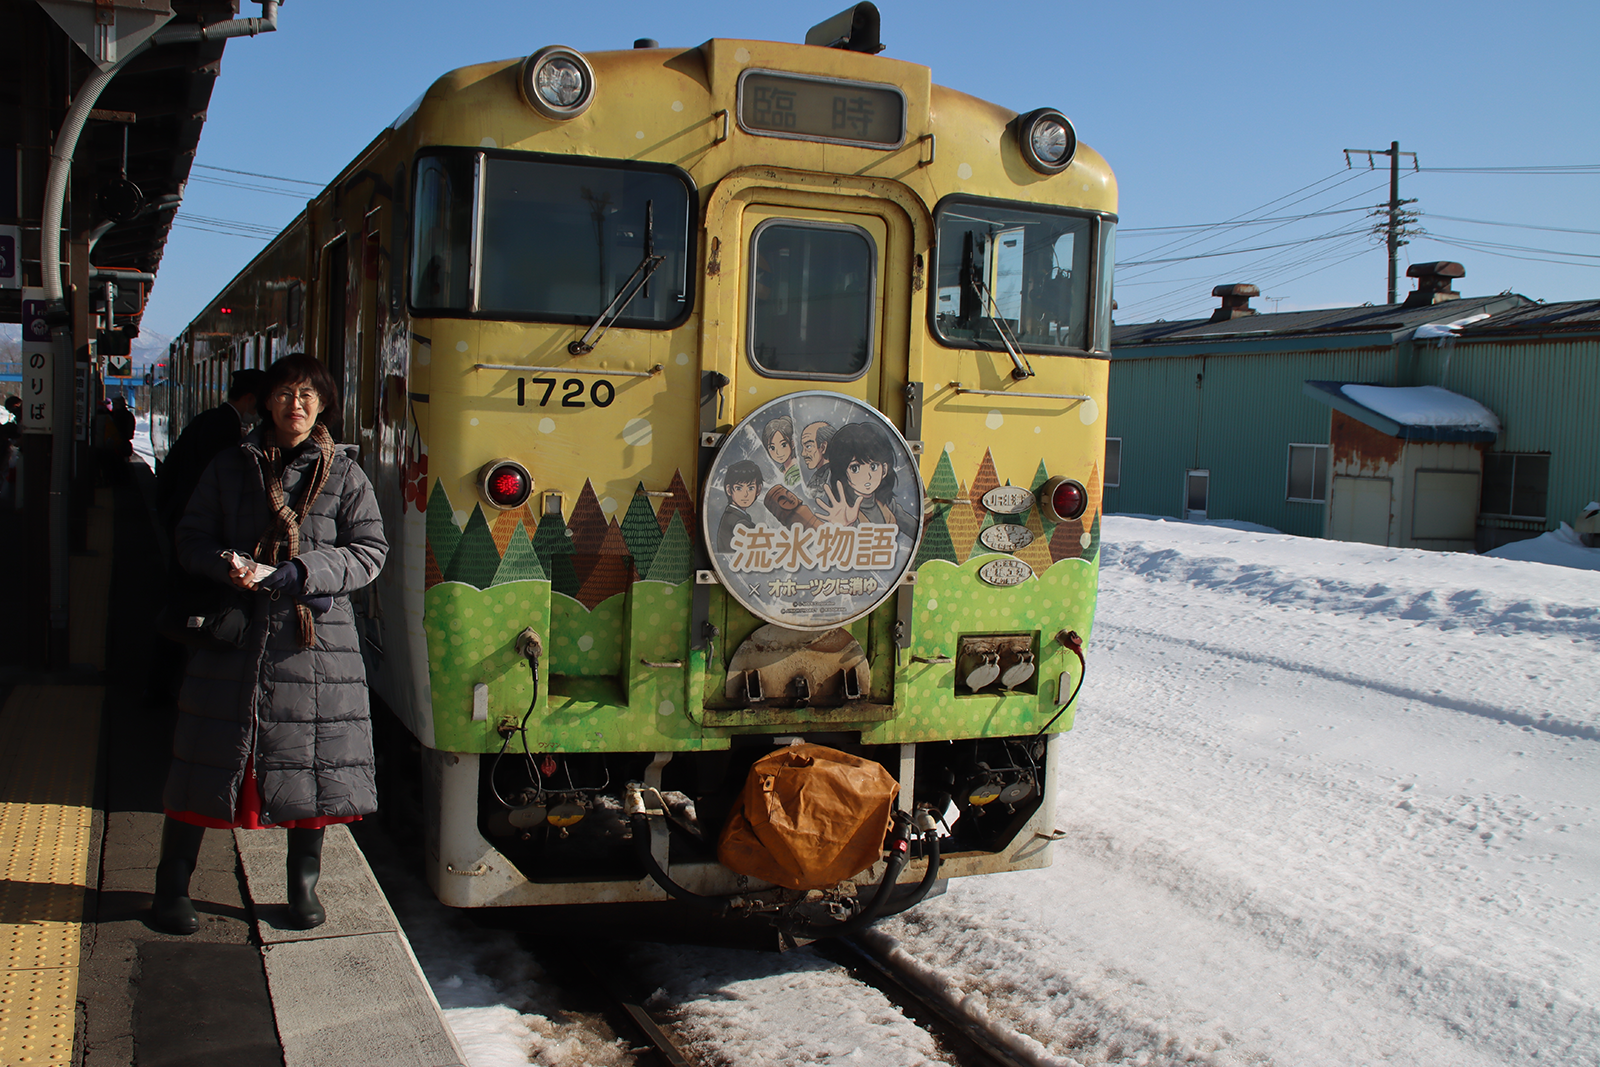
[0,459,467,1067]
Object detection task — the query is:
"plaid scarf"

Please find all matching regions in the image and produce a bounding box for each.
[254,423,335,648]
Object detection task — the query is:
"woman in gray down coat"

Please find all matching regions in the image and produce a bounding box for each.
[152,353,387,934]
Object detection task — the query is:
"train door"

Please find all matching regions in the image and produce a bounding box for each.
[730,202,890,420]
[699,185,919,719]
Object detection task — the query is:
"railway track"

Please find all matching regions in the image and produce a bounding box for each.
[526,932,1038,1067]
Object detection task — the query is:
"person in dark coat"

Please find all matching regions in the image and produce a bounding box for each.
[151,354,387,935]
[156,368,266,542]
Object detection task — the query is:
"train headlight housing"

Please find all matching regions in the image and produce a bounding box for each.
[1039,475,1088,522]
[1018,108,1077,174]
[478,459,534,510]
[521,46,596,120]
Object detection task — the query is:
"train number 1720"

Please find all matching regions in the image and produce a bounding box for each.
[516,377,616,409]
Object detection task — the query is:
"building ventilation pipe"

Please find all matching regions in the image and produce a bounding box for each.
[39,1,279,662]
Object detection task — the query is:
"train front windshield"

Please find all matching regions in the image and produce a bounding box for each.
[410,150,694,325]
[932,197,1115,355]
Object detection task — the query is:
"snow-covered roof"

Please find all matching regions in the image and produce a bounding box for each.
[1302,381,1501,442]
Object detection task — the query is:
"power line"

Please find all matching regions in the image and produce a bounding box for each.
[1119,205,1372,236]
[1118,227,1369,267]
[1423,213,1600,237]
[1419,164,1600,174]
[188,175,309,199]
[192,162,324,188]
[1425,232,1600,262]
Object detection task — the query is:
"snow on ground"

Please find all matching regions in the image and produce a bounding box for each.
[875,517,1600,1066]
[375,515,1599,1067]
[132,416,154,469]
[1488,523,1600,572]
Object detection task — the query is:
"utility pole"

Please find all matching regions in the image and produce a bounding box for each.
[1344,142,1420,304]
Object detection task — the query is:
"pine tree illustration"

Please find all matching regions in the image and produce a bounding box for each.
[567,480,611,546]
[426,481,461,570]
[620,484,663,579]
[424,541,444,591]
[1084,462,1103,527]
[490,503,536,557]
[1079,510,1102,563]
[927,448,960,501]
[645,513,694,584]
[1030,459,1056,543]
[913,506,957,566]
[655,469,695,534]
[444,505,502,589]
[576,521,632,609]
[491,521,545,586]
[946,480,980,564]
[1016,501,1054,576]
[531,505,573,579]
[549,552,583,600]
[969,450,1001,522]
[1048,511,1086,563]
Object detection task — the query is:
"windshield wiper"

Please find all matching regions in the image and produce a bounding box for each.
[967,262,1035,380]
[569,200,664,356]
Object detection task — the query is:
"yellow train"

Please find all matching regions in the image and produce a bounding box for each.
[161,4,1116,936]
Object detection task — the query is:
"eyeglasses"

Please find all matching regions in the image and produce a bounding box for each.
[271,388,320,409]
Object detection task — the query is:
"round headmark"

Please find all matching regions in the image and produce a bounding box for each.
[702,392,923,630]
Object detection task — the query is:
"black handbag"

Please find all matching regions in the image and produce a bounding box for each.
[156,571,253,651]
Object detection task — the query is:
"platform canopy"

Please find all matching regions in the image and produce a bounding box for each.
[1,0,241,329]
[1302,381,1501,443]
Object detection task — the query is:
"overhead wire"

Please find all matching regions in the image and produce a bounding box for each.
[192,162,325,188]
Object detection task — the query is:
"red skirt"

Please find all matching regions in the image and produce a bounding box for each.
[166,760,361,830]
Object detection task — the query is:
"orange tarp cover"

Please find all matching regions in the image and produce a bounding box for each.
[717,743,899,891]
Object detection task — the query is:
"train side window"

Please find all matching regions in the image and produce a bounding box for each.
[931,195,1106,356]
[746,219,876,380]
[410,154,473,311]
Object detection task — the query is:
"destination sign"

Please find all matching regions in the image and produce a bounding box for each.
[738,71,905,148]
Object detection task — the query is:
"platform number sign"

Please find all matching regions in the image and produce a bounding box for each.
[0,225,18,289]
[107,355,133,377]
[21,288,52,434]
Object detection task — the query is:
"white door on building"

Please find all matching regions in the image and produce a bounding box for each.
[1330,475,1392,545]
[1185,469,1209,520]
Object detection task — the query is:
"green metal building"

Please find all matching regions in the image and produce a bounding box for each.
[1105,265,1600,551]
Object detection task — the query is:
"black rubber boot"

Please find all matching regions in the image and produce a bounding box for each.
[286,827,326,929]
[152,817,206,935]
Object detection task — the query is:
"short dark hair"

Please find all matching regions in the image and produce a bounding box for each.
[823,421,898,504]
[261,353,340,428]
[725,460,763,489]
[227,368,268,401]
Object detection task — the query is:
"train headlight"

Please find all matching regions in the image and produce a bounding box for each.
[521,46,596,120]
[1039,475,1088,522]
[1018,108,1076,174]
[478,459,534,510]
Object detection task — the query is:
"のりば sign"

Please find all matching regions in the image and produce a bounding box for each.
[21,288,52,434]
[703,392,923,630]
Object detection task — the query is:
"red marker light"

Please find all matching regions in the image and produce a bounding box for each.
[219,306,232,314]
[478,459,533,510]
[1040,475,1088,522]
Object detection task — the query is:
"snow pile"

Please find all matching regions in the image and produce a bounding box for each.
[1487,522,1600,572]
[1341,383,1501,432]
[876,515,1599,1066]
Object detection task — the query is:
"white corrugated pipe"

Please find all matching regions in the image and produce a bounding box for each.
[40,1,279,657]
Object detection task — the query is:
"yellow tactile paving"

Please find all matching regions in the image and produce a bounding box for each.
[0,685,104,1066]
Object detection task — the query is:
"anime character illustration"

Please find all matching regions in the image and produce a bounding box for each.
[799,420,835,492]
[812,421,919,539]
[717,459,765,552]
[762,415,804,492]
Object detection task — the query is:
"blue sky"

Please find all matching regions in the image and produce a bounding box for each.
[133,0,1600,347]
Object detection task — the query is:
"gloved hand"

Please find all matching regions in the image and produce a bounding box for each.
[300,595,333,614]
[257,559,306,595]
